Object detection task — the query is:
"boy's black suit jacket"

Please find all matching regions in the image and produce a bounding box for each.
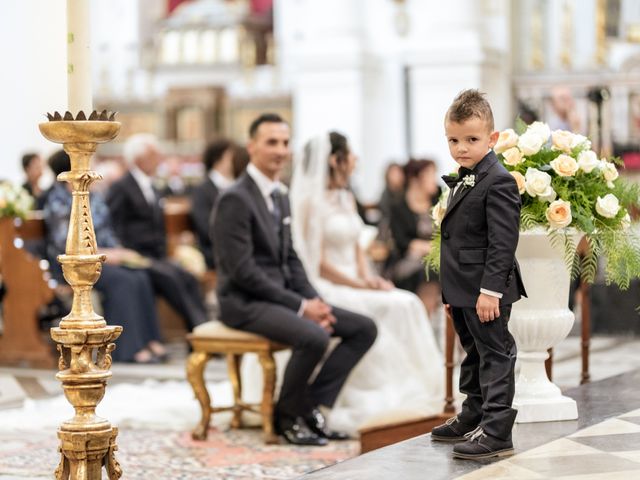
[211,173,318,326]
[440,151,527,308]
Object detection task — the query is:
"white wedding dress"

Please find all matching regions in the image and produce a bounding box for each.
[310,190,444,433]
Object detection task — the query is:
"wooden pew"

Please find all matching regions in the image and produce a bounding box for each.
[0,214,56,367]
[0,199,215,366]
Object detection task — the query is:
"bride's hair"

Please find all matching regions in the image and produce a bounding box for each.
[328,131,350,188]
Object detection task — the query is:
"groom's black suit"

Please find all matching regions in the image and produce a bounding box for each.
[211,172,377,420]
[440,151,527,441]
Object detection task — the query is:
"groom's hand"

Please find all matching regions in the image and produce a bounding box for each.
[476,293,500,323]
[304,298,336,332]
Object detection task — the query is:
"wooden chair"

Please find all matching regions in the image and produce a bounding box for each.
[186,321,287,443]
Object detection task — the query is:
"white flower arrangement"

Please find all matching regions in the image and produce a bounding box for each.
[0,182,33,219]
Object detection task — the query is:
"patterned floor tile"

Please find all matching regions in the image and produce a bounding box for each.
[515,438,602,459]
[509,452,640,477]
[570,432,640,452]
[568,418,640,438]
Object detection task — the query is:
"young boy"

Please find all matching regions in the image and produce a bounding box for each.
[431,90,527,459]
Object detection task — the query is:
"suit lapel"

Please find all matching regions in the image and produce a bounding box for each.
[125,172,155,215]
[443,152,498,221]
[243,176,281,260]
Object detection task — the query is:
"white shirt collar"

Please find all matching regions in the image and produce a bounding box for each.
[130,166,153,190]
[130,166,155,203]
[209,169,235,191]
[246,163,281,199]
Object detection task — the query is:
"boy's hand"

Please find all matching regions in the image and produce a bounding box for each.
[476,293,500,323]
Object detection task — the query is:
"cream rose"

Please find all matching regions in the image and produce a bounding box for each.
[527,121,551,142]
[502,147,524,166]
[621,212,631,230]
[510,171,526,194]
[551,130,574,153]
[577,150,600,173]
[432,196,448,227]
[494,129,519,154]
[546,199,572,229]
[550,154,579,177]
[517,131,545,156]
[595,193,621,218]
[524,167,556,201]
[600,161,619,188]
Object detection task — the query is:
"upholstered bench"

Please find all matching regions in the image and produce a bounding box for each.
[186,321,287,443]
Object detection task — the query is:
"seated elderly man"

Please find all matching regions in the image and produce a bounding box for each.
[107,134,207,331]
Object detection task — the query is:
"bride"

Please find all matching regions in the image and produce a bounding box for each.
[286,132,444,434]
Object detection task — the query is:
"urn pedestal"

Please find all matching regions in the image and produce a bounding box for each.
[509,230,579,423]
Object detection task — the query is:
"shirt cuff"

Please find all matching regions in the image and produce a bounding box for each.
[480,288,503,299]
[297,299,307,317]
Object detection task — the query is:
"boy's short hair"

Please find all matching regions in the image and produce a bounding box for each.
[446,89,495,131]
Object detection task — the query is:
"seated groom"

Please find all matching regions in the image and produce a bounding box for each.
[211,113,377,446]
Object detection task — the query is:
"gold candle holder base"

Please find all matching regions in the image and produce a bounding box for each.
[40,115,123,480]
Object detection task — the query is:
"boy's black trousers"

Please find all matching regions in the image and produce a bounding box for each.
[451,305,517,440]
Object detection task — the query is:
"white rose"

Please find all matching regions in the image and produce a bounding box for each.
[524,167,556,201]
[527,121,551,142]
[577,150,600,173]
[571,133,591,150]
[546,199,572,229]
[510,171,526,194]
[432,195,448,227]
[517,132,545,156]
[494,129,519,154]
[596,194,621,218]
[600,161,619,188]
[551,130,574,153]
[502,147,524,166]
[550,154,579,177]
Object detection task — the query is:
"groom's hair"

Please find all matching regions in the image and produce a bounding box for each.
[446,89,494,131]
[249,113,287,138]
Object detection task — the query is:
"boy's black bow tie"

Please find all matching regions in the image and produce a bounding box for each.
[441,167,475,188]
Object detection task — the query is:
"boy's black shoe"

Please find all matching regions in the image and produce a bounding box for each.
[452,428,514,460]
[431,416,478,443]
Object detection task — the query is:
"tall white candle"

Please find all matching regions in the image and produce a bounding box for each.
[67,0,92,114]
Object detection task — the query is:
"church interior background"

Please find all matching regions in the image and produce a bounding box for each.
[2,0,640,479]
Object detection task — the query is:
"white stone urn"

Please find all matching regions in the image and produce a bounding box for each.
[509,228,579,423]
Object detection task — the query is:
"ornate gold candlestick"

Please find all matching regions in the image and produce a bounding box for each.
[39,112,123,479]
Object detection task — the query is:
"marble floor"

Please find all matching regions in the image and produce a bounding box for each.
[302,369,640,479]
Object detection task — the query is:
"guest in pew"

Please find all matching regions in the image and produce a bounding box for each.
[106,134,207,331]
[191,139,241,269]
[388,158,442,318]
[211,114,377,446]
[377,162,406,221]
[21,153,46,209]
[43,150,168,363]
[287,132,444,435]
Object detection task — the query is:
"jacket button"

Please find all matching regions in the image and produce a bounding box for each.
[442,231,450,239]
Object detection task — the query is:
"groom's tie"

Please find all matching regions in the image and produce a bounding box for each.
[270,189,282,229]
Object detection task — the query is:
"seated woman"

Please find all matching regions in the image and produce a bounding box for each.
[389,159,442,318]
[43,150,167,363]
[287,133,444,435]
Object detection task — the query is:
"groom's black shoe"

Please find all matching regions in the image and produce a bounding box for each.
[305,408,350,441]
[275,414,328,446]
[452,429,514,460]
[431,416,478,443]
